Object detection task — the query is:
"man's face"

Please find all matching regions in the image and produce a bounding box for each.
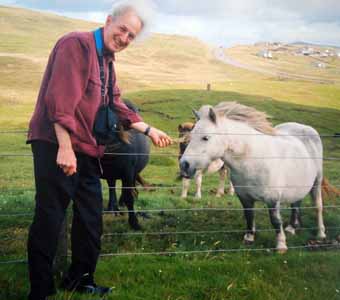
[103,11,143,53]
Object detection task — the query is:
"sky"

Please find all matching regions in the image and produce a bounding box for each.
[1,0,340,47]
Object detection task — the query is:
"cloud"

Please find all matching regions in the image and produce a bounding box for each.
[2,0,340,46]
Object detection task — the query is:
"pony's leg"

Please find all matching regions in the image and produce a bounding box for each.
[228,183,235,196]
[227,169,235,196]
[240,199,256,244]
[268,202,287,252]
[107,179,119,213]
[194,170,203,199]
[216,167,226,197]
[181,178,190,198]
[310,181,326,239]
[285,201,302,235]
[121,178,141,230]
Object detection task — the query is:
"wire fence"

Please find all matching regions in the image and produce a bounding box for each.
[1,153,340,160]
[1,243,340,265]
[3,225,340,244]
[1,204,340,218]
[0,129,339,266]
[1,129,340,138]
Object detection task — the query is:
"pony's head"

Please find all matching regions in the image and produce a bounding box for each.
[180,101,275,178]
[180,105,224,178]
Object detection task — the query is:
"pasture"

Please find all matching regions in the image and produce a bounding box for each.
[1,5,340,300]
[1,89,340,300]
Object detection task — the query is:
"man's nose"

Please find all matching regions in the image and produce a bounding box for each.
[120,32,130,45]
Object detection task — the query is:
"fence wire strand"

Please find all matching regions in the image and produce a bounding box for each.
[0,153,340,161]
[3,226,340,243]
[0,129,340,138]
[1,204,340,218]
[1,243,339,264]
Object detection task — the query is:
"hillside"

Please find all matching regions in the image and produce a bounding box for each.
[222,43,340,84]
[0,5,340,130]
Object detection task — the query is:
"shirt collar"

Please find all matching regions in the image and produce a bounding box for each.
[100,27,115,61]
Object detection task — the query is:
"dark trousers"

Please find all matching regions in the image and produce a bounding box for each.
[27,141,103,300]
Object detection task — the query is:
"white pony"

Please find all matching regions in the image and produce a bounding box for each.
[178,122,234,198]
[180,102,326,252]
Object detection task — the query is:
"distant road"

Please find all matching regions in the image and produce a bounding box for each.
[212,48,335,84]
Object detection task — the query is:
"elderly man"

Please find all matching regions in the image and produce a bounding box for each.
[26,2,171,300]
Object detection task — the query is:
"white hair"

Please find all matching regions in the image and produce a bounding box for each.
[110,0,156,40]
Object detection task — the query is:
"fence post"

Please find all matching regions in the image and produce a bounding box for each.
[54,212,68,279]
[207,83,211,91]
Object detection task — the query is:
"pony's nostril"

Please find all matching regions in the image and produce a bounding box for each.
[180,160,190,172]
[184,161,190,171]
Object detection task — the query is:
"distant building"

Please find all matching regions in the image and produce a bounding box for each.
[257,49,273,59]
[300,47,315,56]
[312,61,327,68]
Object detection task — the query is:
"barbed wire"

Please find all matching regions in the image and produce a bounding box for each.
[101,205,340,214]
[1,183,340,193]
[1,243,339,264]
[98,243,340,257]
[0,153,339,160]
[0,129,340,138]
[1,204,340,218]
[108,184,340,190]
[0,259,27,265]
[102,226,340,238]
[2,226,340,243]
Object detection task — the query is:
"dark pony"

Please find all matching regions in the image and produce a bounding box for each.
[100,100,150,230]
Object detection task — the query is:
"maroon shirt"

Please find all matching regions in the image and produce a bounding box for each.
[27,29,142,157]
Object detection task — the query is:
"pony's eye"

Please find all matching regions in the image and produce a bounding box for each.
[202,136,210,141]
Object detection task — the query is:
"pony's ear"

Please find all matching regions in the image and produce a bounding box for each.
[192,109,200,120]
[209,108,217,124]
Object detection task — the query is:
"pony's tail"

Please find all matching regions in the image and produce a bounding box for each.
[321,177,340,201]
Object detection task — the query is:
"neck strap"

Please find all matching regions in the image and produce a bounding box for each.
[93,28,114,107]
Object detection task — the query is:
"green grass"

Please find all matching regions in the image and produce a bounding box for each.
[1,6,340,299]
[0,89,340,299]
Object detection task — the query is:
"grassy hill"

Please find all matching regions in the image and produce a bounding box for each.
[1,5,340,131]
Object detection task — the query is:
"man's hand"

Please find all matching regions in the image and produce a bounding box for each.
[148,127,172,147]
[130,122,173,148]
[57,146,77,176]
[54,123,77,176]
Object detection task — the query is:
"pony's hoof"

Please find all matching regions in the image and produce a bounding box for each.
[243,233,255,245]
[317,232,326,240]
[129,219,142,231]
[107,206,120,216]
[276,247,288,254]
[285,225,296,235]
[244,239,254,245]
[136,212,152,219]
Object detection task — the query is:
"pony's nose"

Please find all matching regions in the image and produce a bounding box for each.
[180,160,191,178]
[180,160,190,172]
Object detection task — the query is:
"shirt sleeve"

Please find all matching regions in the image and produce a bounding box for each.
[113,85,143,128]
[45,37,90,134]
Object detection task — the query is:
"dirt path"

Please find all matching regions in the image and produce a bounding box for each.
[213,48,335,84]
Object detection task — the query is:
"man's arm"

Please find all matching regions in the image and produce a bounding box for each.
[130,121,172,147]
[54,123,77,176]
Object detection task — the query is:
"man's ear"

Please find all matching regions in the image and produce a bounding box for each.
[105,15,112,26]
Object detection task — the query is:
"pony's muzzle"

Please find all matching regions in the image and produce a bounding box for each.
[180,160,196,178]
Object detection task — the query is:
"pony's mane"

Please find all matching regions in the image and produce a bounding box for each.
[214,102,276,135]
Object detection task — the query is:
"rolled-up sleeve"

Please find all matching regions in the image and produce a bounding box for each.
[113,86,143,128]
[45,38,90,134]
